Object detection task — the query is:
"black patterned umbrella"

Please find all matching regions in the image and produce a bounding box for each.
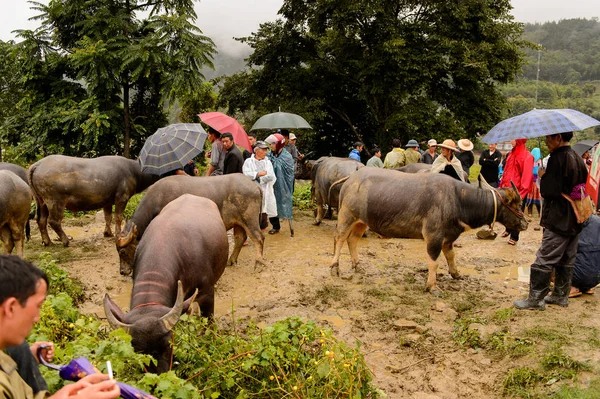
[138,124,207,175]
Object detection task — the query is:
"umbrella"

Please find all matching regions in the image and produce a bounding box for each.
[198,112,252,152]
[38,352,157,399]
[572,139,599,157]
[250,112,312,131]
[138,123,207,176]
[481,109,600,144]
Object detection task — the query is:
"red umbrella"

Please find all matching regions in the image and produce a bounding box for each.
[198,112,252,152]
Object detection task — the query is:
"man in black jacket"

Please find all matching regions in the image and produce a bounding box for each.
[514,132,588,310]
[222,132,244,174]
[479,143,502,187]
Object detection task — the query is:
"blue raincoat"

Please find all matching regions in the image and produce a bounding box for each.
[268,148,295,219]
[531,147,541,176]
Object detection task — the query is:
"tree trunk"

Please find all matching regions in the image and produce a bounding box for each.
[123,81,130,158]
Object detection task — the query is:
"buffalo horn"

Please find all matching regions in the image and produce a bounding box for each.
[478,174,494,191]
[116,224,137,248]
[160,281,185,331]
[103,294,133,333]
[510,181,521,201]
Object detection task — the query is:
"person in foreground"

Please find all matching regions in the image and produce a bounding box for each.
[0,255,120,399]
[514,132,588,310]
[570,214,600,297]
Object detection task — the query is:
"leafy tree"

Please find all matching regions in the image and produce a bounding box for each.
[3,0,215,159]
[219,0,528,155]
[0,40,25,161]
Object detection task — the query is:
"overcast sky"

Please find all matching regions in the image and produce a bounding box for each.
[1,0,598,53]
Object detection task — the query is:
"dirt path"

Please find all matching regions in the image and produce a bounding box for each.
[24,210,600,398]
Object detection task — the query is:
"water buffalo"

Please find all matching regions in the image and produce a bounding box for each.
[104,195,228,373]
[0,170,32,257]
[0,162,33,240]
[396,163,469,181]
[311,157,364,225]
[330,168,528,293]
[116,174,264,276]
[28,155,158,247]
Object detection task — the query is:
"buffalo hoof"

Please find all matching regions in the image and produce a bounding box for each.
[450,272,461,280]
[254,260,266,273]
[226,260,237,267]
[353,264,366,274]
[330,264,340,277]
[290,230,294,237]
[313,220,321,226]
[104,232,114,237]
[425,286,441,297]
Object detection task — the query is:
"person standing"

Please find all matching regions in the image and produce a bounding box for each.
[404,140,422,165]
[183,159,198,176]
[242,132,257,160]
[265,134,295,235]
[500,139,534,245]
[0,255,120,399]
[421,139,438,164]
[456,139,475,177]
[205,128,225,176]
[479,143,502,187]
[243,141,277,229]
[349,142,364,163]
[431,139,465,181]
[514,132,588,310]
[383,139,405,168]
[221,132,244,175]
[366,148,384,168]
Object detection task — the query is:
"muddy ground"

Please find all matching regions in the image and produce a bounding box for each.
[23,208,600,399]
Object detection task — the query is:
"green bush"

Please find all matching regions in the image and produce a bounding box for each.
[37,253,85,305]
[122,192,145,220]
[293,182,313,210]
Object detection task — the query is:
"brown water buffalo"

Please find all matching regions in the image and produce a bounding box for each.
[396,162,469,181]
[28,155,158,247]
[0,162,33,240]
[116,174,264,276]
[330,168,528,293]
[0,170,32,257]
[104,195,228,373]
[311,157,364,225]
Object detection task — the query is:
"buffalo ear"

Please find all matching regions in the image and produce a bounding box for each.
[103,294,133,333]
[510,181,521,201]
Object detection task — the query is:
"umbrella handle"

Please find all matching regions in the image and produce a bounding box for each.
[37,345,62,371]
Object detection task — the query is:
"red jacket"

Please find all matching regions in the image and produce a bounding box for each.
[500,139,534,199]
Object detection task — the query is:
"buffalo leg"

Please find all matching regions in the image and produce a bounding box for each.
[442,241,460,279]
[228,225,247,266]
[37,203,52,246]
[114,200,128,236]
[314,196,324,225]
[348,222,368,273]
[247,227,265,272]
[424,237,444,293]
[330,209,359,276]
[0,226,14,254]
[103,205,113,237]
[47,204,69,247]
[8,221,25,258]
[199,290,215,319]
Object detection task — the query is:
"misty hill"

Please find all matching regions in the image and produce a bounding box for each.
[203,47,251,81]
[520,18,600,83]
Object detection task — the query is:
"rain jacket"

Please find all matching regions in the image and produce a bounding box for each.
[573,215,600,291]
[499,139,534,199]
[348,149,362,162]
[268,148,295,220]
[0,351,46,399]
[383,148,405,169]
[243,155,277,217]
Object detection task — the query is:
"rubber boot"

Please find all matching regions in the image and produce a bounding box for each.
[545,266,574,307]
[514,268,552,310]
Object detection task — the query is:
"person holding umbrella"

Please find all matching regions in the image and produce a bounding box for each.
[265,133,295,235]
[514,132,588,310]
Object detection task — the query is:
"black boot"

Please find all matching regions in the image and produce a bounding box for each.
[514,268,552,310]
[545,266,574,307]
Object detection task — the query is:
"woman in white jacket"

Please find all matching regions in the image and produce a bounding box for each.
[243,141,277,227]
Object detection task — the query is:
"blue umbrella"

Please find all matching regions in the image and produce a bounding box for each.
[138,123,207,176]
[481,109,600,144]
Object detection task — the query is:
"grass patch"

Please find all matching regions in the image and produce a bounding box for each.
[541,346,592,380]
[362,286,393,302]
[503,367,542,398]
[550,377,600,398]
[492,307,514,323]
[450,292,487,314]
[487,330,534,358]
[292,181,313,211]
[523,326,568,344]
[453,316,487,349]
[313,284,348,305]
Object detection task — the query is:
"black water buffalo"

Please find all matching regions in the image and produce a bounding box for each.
[104,195,228,373]
[396,162,469,181]
[311,157,364,225]
[0,170,32,257]
[330,168,528,293]
[116,174,264,276]
[0,162,33,240]
[28,155,158,246]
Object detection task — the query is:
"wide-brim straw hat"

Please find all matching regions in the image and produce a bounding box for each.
[437,139,458,151]
[457,139,474,151]
[427,139,437,147]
